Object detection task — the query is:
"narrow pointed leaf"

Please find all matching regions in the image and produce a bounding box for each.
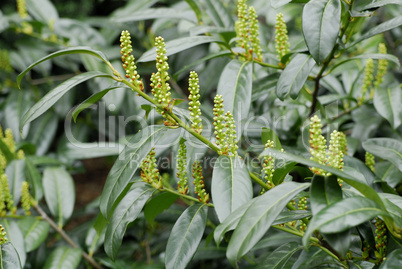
[144,192,178,225]
[43,166,75,226]
[374,86,402,129]
[0,243,22,269]
[310,174,342,215]
[100,125,167,219]
[185,0,202,24]
[276,54,315,100]
[212,156,253,223]
[256,242,302,269]
[17,47,110,88]
[20,71,113,128]
[363,138,402,172]
[25,157,44,201]
[104,182,155,260]
[5,159,26,205]
[18,217,50,252]
[217,60,252,129]
[227,182,310,265]
[114,8,197,23]
[204,0,234,28]
[302,0,341,64]
[138,36,224,62]
[165,204,208,269]
[302,197,390,246]
[43,246,82,269]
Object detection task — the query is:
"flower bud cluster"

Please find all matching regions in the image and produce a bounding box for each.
[120,31,143,91]
[298,197,308,231]
[235,0,263,61]
[339,131,348,156]
[359,58,374,105]
[365,152,375,173]
[140,148,162,189]
[188,71,202,133]
[213,95,238,156]
[374,217,387,261]
[0,173,16,216]
[309,115,327,175]
[372,43,388,95]
[275,13,290,67]
[0,224,7,245]
[192,160,209,203]
[261,140,275,190]
[0,127,25,170]
[176,141,188,195]
[0,50,13,73]
[21,181,33,215]
[328,130,344,171]
[17,0,28,19]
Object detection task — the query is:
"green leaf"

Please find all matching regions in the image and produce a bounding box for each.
[165,204,208,269]
[349,15,402,47]
[272,162,297,186]
[273,210,312,225]
[292,246,345,268]
[302,197,390,246]
[100,125,167,219]
[375,162,402,188]
[330,53,400,72]
[138,36,224,62]
[374,85,402,129]
[144,192,178,225]
[4,90,31,143]
[18,217,50,252]
[26,0,58,23]
[72,86,121,122]
[379,248,402,269]
[2,220,25,267]
[43,246,82,269]
[211,156,253,223]
[114,8,197,23]
[204,0,234,28]
[185,0,202,24]
[362,0,402,10]
[227,182,310,265]
[26,111,58,155]
[276,54,315,100]
[43,166,75,227]
[20,71,113,128]
[261,127,282,150]
[217,60,252,128]
[256,242,302,269]
[5,160,26,205]
[25,157,44,201]
[302,0,341,64]
[0,243,22,269]
[363,138,402,172]
[310,174,342,216]
[17,47,110,88]
[61,142,123,160]
[105,182,155,260]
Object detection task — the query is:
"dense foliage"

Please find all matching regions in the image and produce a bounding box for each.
[0,0,402,268]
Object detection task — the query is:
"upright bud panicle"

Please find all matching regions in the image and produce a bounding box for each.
[372,43,388,97]
[17,0,28,19]
[328,130,345,186]
[309,115,327,175]
[176,141,188,194]
[21,181,33,215]
[151,36,171,109]
[120,30,143,91]
[140,148,162,189]
[192,160,209,203]
[0,174,15,215]
[248,7,263,61]
[374,217,387,261]
[0,50,13,73]
[275,13,290,67]
[359,58,374,105]
[188,71,202,133]
[261,140,275,190]
[365,152,375,173]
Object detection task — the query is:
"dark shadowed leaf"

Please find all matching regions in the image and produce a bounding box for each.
[310,174,342,215]
[144,192,178,225]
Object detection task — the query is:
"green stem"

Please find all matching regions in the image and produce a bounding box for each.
[311,243,345,266]
[162,187,214,208]
[3,214,42,220]
[272,225,319,243]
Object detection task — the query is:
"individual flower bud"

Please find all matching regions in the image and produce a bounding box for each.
[21,181,32,215]
[359,58,374,105]
[192,160,209,203]
[17,0,28,19]
[275,13,290,67]
[0,174,15,214]
[261,140,275,190]
[225,111,238,156]
[140,148,162,189]
[176,141,188,195]
[213,95,227,154]
[309,115,327,175]
[120,30,143,91]
[0,224,8,245]
[365,152,375,173]
[372,43,388,97]
[248,7,263,61]
[188,71,202,134]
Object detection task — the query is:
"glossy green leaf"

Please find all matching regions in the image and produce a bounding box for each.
[100,125,166,219]
[43,166,75,227]
[18,217,50,252]
[204,0,234,28]
[4,90,31,142]
[227,182,310,265]
[272,162,297,186]
[17,47,110,88]
[374,85,402,129]
[362,0,402,10]
[211,156,253,223]
[0,243,22,269]
[5,159,26,205]
[292,246,345,268]
[276,54,315,100]
[271,0,293,8]
[61,142,123,160]
[379,248,402,269]
[144,192,178,225]
[302,197,390,246]
[217,60,252,128]
[2,220,25,267]
[26,0,58,23]
[72,86,121,122]
[165,204,208,269]
[302,0,341,64]
[105,182,155,260]
[349,15,402,47]
[25,157,44,201]
[185,0,202,24]
[375,162,402,188]
[114,8,197,23]
[20,71,113,128]
[261,127,282,150]
[363,138,402,172]
[310,174,342,215]
[256,242,302,269]
[43,246,82,269]
[330,53,400,72]
[138,36,224,62]
[26,111,58,155]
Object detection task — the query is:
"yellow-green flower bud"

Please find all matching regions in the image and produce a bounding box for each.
[188,71,202,134]
[374,217,387,261]
[0,224,8,245]
[372,43,388,98]
[309,115,327,175]
[248,7,263,61]
[235,0,249,56]
[17,0,28,19]
[21,181,32,215]
[225,111,238,156]
[176,141,188,195]
[327,130,344,186]
[261,140,275,190]
[140,148,162,189]
[0,174,15,214]
[275,13,290,67]
[192,160,209,203]
[359,58,374,105]
[365,152,375,173]
[338,131,348,156]
[213,95,226,154]
[3,129,16,154]
[120,30,143,91]
[0,50,13,72]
